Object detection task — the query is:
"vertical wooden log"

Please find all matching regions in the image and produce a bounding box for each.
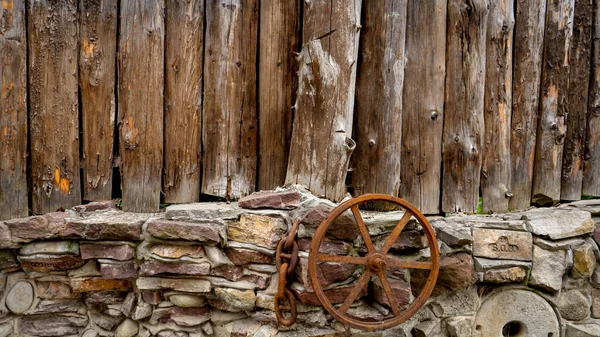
[532,0,575,205]
[441,0,489,213]
[509,0,547,210]
[351,0,407,202]
[79,0,117,201]
[481,0,515,213]
[29,0,81,214]
[285,0,362,202]
[163,0,203,203]
[118,0,164,212]
[584,0,600,196]
[0,0,28,219]
[562,0,593,201]
[257,0,300,191]
[202,0,258,200]
[400,0,447,214]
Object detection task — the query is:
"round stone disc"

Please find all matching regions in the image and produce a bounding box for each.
[6,281,34,314]
[473,289,560,337]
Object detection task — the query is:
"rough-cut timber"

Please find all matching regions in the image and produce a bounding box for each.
[202,0,258,200]
[400,0,447,215]
[562,0,593,201]
[441,0,489,213]
[481,0,515,213]
[79,0,117,201]
[28,0,81,214]
[584,0,600,196]
[163,0,203,203]
[285,0,362,202]
[257,0,300,190]
[532,0,575,205]
[118,0,164,212]
[0,0,27,219]
[510,0,547,210]
[351,0,407,203]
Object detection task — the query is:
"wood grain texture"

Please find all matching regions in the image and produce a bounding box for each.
[532,0,574,206]
[584,0,600,196]
[163,0,203,203]
[509,0,547,210]
[202,0,258,200]
[79,0,117,201]
[0,0,28,219]
[399,0,446,214]
[441,0,489,213]
[257,0,300,191]
[561,0,592,201]
[351,0,407,200]
[28,0,81,214]
[481,0,514,213]
[285,0,362,202]
[118,0,164,212]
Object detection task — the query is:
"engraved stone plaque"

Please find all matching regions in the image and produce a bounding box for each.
[472,228,532,261]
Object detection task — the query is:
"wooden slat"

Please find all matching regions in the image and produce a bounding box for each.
[28,0,81,214]
[584,0,600,196]
[79,0,117,201]
[509,0,547,210]
[0,0,27,219]
[257,0,300,191]
[118,0,164,212]
[285,0,362,202]
[351,0,407,203]
[481,0,514,213]
[531,0,575,205]
[202,0,258,200]
[562,0,593,201]
[441,0,489,213]
[399,0,447,214]
[163,0,203,203]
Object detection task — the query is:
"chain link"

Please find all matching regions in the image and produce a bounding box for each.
[274,220,300,326]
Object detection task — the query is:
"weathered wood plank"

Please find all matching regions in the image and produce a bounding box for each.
[441,0,489,213]
[584,0,600,196]
[0,0,27,219]
[163,0,203,203]
[118,0,164,212]
[79,0,117,201]
[285,0,362,202]
[531,0,575,205]
[28,0,81,214]
[202,0,258,200]
[257,0,300,190]
[481,0,514,213]
[509,0,547,210]
[562,0,593,201]
[399,0,447,214]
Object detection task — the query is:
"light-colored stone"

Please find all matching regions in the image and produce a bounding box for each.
[209,288,256,312]
[210,310,248,325]
[436,227,473,247]
[412,320,441,337]
[529,245,567,292]
[592,288,600,318]
[483,267,527,283]
[136,277,211,293]
[167,293,206,307]
[131,301,153,320]
[592,266,600,288]
[19,241,79,256]
[227,214,287,249]
[521,208,595,240]
[472,228,532,261]
[151,244,205,259]
[559,290,591,321]
[205,245,232,268]
[572,243,597,278]
[533,236,585,251]
[446,316,472,337]
[18,253,86,272]
[564,199,600,216]
[565,322,600,337]
[430,287,479,318]
[462,218,528,231]
[473,257,531,271]
[6,281,34,314]
[166,202,242,221]
[62,210,147,240]
[116,319,139,337]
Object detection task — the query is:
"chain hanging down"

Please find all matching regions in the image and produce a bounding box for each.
[274,219,300,326]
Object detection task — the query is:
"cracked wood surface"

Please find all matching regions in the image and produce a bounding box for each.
[584,0,600,197]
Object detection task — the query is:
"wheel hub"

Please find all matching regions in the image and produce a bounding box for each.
[367,253,387,273]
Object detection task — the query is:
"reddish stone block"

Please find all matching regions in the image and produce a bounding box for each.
[147,219,222,243]
[142,291,162,305]
[100,262,138,279]
[140,260,211,276]
[37,281,81,299]
[71,278,132,292]
[300,202,360,241]
[72,201,117,213]
[373,277,411,308]
[20,255,86,272]
[60,211,145,241]
[292,285,367,306]
[224,247,274,265]
[80,243,134,261]
[238,190,301,210]
[411,253,476,296]
[298,238,350,254]
[295,257,357,292]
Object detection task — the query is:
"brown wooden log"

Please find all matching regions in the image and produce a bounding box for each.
[351,0,407,202]
[562,0,593,201]
[79,0,117,201]
[118,0,164,212]
[163,0,203,203]
[509,0,547,210]
[257,0,300,191]
[0,0,28,219]
[285,0,362,202]
[399,0,447,214]
[441,0,489,213]
[202,0,258,200]
[481,0,515,213]
[584,0,600,196]
[28,0,81,214]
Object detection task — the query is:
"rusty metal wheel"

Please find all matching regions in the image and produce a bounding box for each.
[307,194,440,331]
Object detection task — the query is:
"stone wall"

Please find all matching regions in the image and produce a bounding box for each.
[0,187,599,337]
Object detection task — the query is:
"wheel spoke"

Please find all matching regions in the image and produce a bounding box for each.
[338,270,372,314]
[386,258,432,270]
[376,271,400,316]
[351,205,376,253]
[379,211,413,254]
[317,254,367,265]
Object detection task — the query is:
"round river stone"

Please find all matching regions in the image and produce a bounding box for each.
[6,281,34,314]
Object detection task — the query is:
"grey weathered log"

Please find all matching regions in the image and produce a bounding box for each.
[441,0,489,213]
[28,0,81,213]
[202,0,258,200]
[0,0,27,219]
[584,0,600,197]
[532,0,575,205]
[118,0,165,212]
[285,0,362,202]
[163,0,203,203]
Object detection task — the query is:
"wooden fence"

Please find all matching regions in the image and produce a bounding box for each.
[1,0,600,218]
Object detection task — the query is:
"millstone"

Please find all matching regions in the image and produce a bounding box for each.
[6,281,34,314]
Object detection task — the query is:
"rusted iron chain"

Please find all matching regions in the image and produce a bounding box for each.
[274,220,300,326]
